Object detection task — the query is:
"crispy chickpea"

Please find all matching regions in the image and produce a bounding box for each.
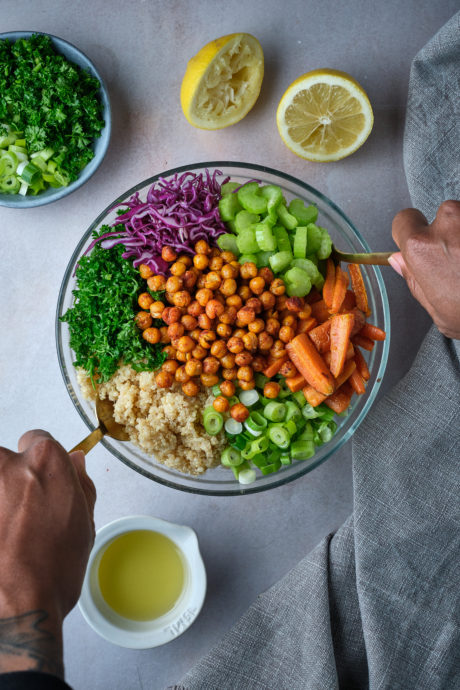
[150,301,165,319]
[170,336,182,349]
[196,288,213,307]
[139,263,153,279]
[245,297,262,314]
[165,276,183,293]
[276,295,288,311]
[177,335,195,353]
[264,382,281,399]
[189,328,202,342]
[252,355,267,373]
[239,379,255,391]
[220,278,237,296]
[173,291,192,308]
[210,340,228,359]
[187,300,203,317]
[162,306,181,324]
[192,344,207,360]
[203,356,220,375]
[195,240,211,255]
[249,276,265,295]
[162,359,179,375]
[258,267,274,284]
[185,359,203,377]
[165,292,175,304]
[160,326,170,344]
[162,246,177,262]
[176,350,188,363]
[181,314,197,331]
[233,328,247,340]
[285,296,304,312]
[206,299,225,319]
[271,340,287,359]
[198,313,213,330]
[238,284,251,301]
[167,322,185,340]
[221,263,239,280]
[138,292,154,310]
[219,380,235,398]
[235,351,253,367]
[230,403,250,422]
[265,317,280,337]
[199,330,216,349]
[258,332,274,352]
[248,318,264,334]
[175,366,190,383]
[162,345,177,359]
[242,332,258,352]
[279,325,295,343]
[210,247,220,258]
[219,307,237,325]
[170,261,187,277]
[282,314,297,328]
[236,306,256,325]
[220,251,236,263]
[237,365,253,382]
[182,379,200,397]
[279,360,298,378]
[216,322,232,338]
[196,273,207,289]
[178,255,193,267]
[155,370,173,388]
[147,274,166,292]
[194,253,210,270]
[259,291,276,310]
[298,308,312,320]
[270,278,286,296]
[222,367,238,380]
[135,311,152,330]
[182,269,199,291]
[204,271,221,291]
[220,353,236,369]
[240,262,258,280]
[213,396,229,413]
[227,336,244,354]
[209,255,224,271]
[142,327,161,344]
[226,294,243,309]
[201,373,219,387]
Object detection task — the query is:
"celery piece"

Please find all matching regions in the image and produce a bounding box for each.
[273,225,292,253]
[289,199,318,225]
[306,224,323,254]
[239,253,259,265]
[219,193,242,221]
[284,267,312,297]
[234,209,260,233]
[237,182,268,214]
[269,250,293,273]
[255,222,277,251]
[293,226,308,258]
[221,181,240,194]
[305,253,318,266]
[256,251,273,267]
[217,233,239,256]
[277,203,298,230]
[317,227,333,259]
[290,258,321,282]
[261,184,283,221]
[236,228,259,254]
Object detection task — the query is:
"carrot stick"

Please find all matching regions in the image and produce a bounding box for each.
[324,381,354,414]
[349,308,366,336]
[329,312,355,378]
[354,348,370,381]
[308,320,332,353]
[286,372,307,392]
[310,299,331,324]
[340,289,356,312]
[323,259,336,309]
[348,264,370,316]
[358,323,386,341]
[263,354,289,378]
[349,369,366,394]
[296,316,317,334]
[330,266,349,314]
[286,333,335,396]
[352,334,375,352]
[302,359,356,406]
[324,342,354,368]
[303,385,327,407]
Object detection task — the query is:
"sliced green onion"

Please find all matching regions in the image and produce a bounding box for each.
[203,406,224,435]
[17,161,41,185]
[0,175,20,193]
[227,396,240,408]
[268,425,290,449]
[280,452,291,466]
[285,400,302,422]
[231,460,250,480]
[221,446,244,467]
[315,404,336,421]
[228,433,247,450]
[238,468,257,485]
[260,460,281,475]
[18,181,29,196]
[263,401,286,422]
[224,418,242,435]
[245,411,267,432]
[239,389,259,407]
[302,403,320,419]
[298,422,314,441]
[284,419,297,437]
[251,453,268,469]
[290,440,315,460]
[212,384,221,397]
[291,391,307,408]
[254,373,269,389]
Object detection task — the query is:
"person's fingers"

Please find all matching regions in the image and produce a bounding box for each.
[389,251,436,320]
[69,450,97,516]
[391,207,429,250]
[17,429,54,453]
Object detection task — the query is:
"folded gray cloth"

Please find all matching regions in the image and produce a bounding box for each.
[174,12,460,690]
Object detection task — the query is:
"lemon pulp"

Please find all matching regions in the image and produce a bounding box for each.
[98,530,185,621]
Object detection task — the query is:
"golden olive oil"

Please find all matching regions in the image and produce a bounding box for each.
[98,530,185,621]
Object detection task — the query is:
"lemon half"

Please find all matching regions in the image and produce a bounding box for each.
[180,33,264,130]
[276,69,374,162]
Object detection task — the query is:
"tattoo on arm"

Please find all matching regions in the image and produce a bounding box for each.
[0,610,63,677]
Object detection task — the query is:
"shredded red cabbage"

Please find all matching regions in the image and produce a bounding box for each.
[83,169,229,275]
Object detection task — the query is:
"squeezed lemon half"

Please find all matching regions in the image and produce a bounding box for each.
[276,69,374,161]
[180,33,264,129]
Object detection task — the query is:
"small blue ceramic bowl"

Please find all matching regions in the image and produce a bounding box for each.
[0,31,111,208]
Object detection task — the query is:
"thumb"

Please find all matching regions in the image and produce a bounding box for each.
[389,252,433,317]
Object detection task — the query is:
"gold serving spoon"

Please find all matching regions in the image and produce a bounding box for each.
[70,397,129,455]
[331,247,393,266]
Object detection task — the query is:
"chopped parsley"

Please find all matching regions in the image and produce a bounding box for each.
[0,33,104,181]
[60,226,166,384]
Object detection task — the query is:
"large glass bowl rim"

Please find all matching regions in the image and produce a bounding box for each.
[56,161,390,496]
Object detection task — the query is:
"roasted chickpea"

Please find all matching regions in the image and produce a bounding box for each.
[240,262,258,280]
[187,300,204,317]
[220,278,237,296]
[226,336,244,354]
[196,273,207,289]
[235,351,253,367]
[236,306,255,325]
[216,322,232,339]
[199,330,216,349]
[248,318,264,334]
[189,328,202,342]
[210,340,228,359]
[150,301,165,319]
[160,326,170,344]
[298,307,312,320]
[209,256,224,271]
[139,263,153,279]
[271,340,287,358]
[181,314,197,331]
[249,276,265,295]
[285,296,304,312]
[142,327,161,344]
[279,325,295,343]
[182,379,200,397]
[242,332,258,351]
[162,359,179,375]
[195,239,211,255]
[270,278,286,296]
[138,292,153,310]
[221,263,239,280]
[196,288,213,307]
[165,276,183,293]
[170,261,187,277]
[220,251,237,263]
[165,292,175,304]
[206,299,225,319]
[172,291,192,308]
[176,350,188,363]
[170,336,182,349]
[204,271,221,291]
[178,255,193,267]
[155,370,173,388]
[233,328,247,340]
[147,274,166,292]
[239,379,255,391]
[162,345,177,359]
[203,356,220,375]
[219,307,237,325]
[282,314,297,328]
[135,311,152,330]
[220,353,236,369]
[226,294,243,309]
[185,359,203,377]
[222,367,238,380]
[258,332,274,352]
[175,366,190,384]
[237,365,253,382]
[162,306,181,324]
[245,297,262,314]
[177,335,195,353]
[192,344,207,360]
[238,284,251,301]
[276,295,288,311]
[258,267,274,284]
[193,253,209,270]
[230,403,250,422]
[162,246,177,262]
[167,322,185,340]
[251,355,267,372]
[279,360,298,378]
[265,317,280,337]
[198,313,213,330]
[200,373,219,387]
[183,268,199,291]
[259,291,276,310]
[213,396,229,413]
[264,382,281,399]
[219,380,236,398]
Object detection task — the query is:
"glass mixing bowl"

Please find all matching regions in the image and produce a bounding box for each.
[56,162,390,495]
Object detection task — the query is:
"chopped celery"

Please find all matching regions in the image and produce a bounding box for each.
[293,226,308,258]
[306,224,323,254]
[261,184,283,221]
[234,209,260,233]
[217,233,239,256]
[269,250,293,273]
[221,181,240,194]
[277,203,298,230]
[237,182,268,214]
[236,228,259,254]
[218,194,242,221]
[289,199,318,225]
[317,227,333,259]
[239,253,259,265]
[255,222,277,251]
[283,267,312,297]
[273,225,292,253]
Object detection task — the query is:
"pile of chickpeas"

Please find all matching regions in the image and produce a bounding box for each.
[134,240,311,411]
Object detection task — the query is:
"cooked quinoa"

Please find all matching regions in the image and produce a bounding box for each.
[77,364,224,475]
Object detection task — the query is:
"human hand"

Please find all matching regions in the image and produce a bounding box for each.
[0,431,96,677]
[389,200,460,339]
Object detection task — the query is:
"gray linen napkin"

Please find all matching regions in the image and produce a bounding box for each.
[174,12,460,690]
